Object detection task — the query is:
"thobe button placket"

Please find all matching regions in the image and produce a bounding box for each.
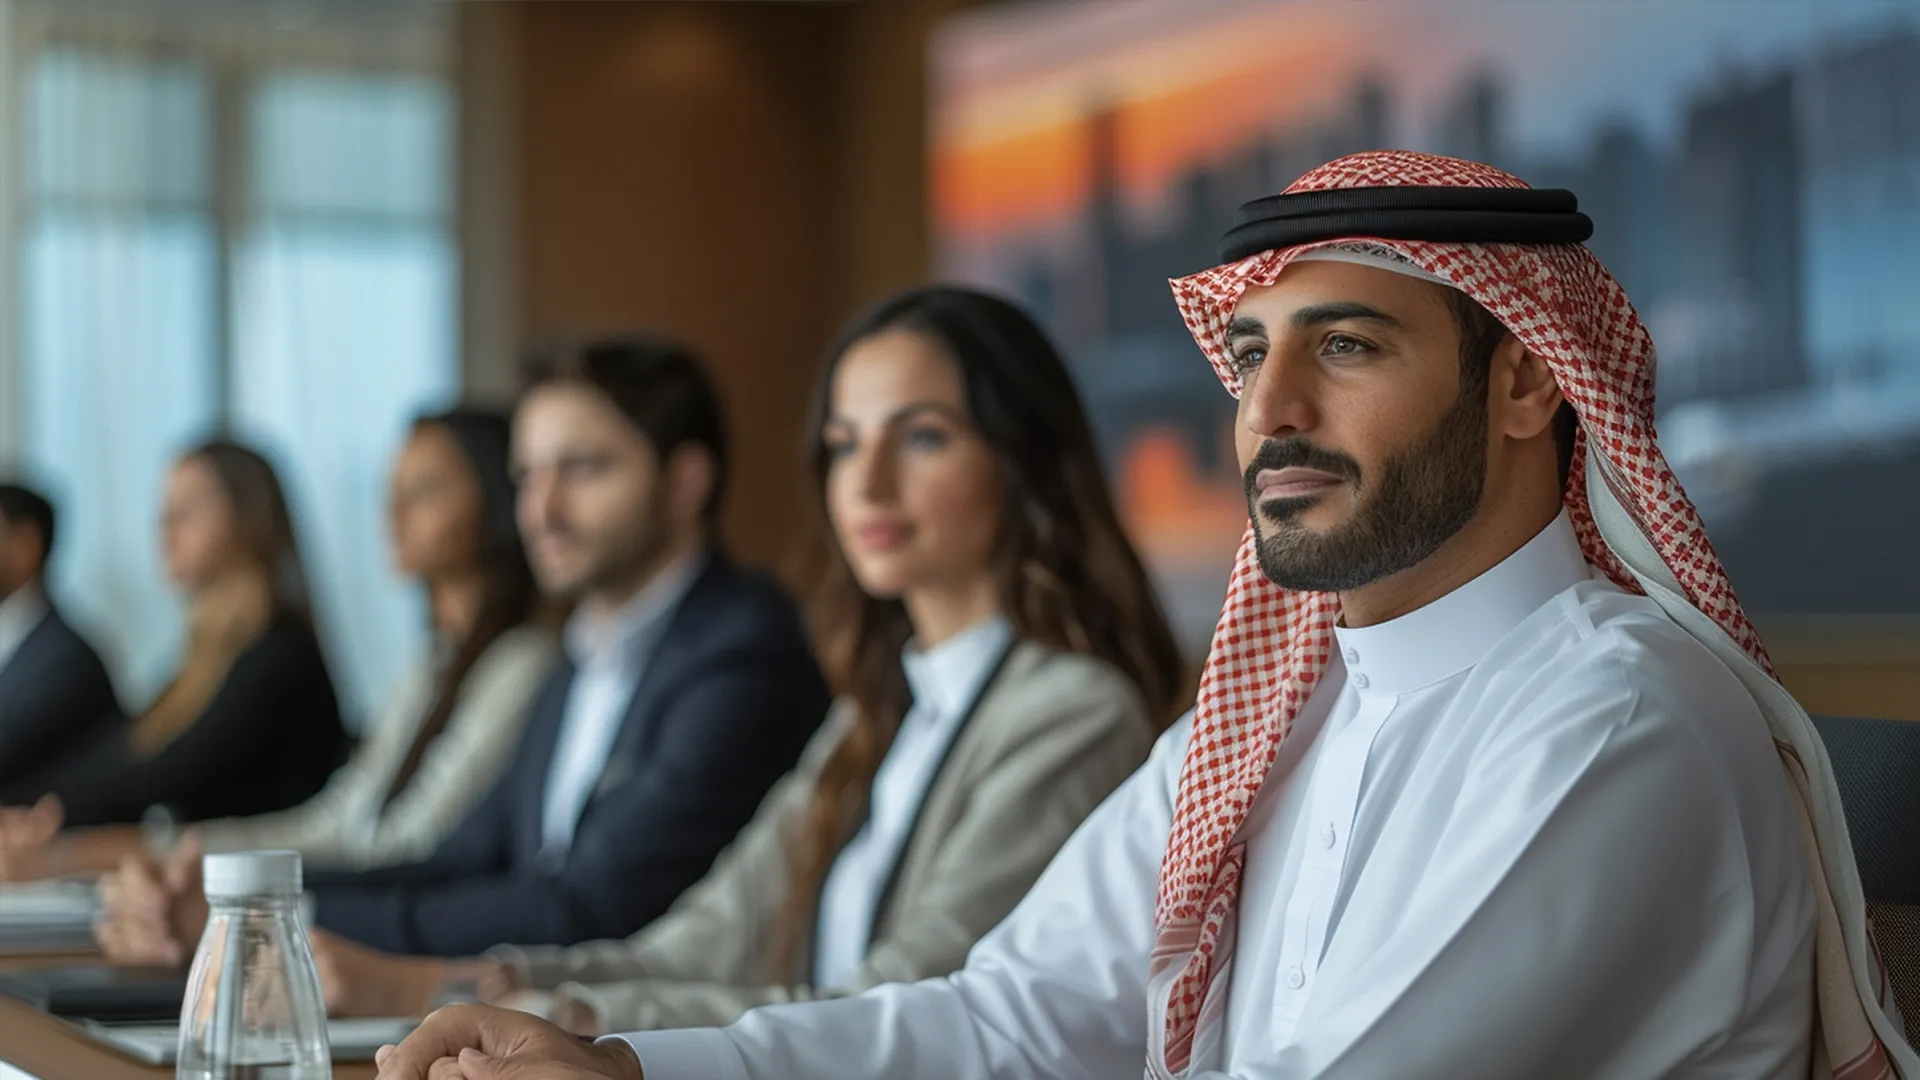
[1319,823,1338,849]
[1351,671,1370,690]
[1343,646,1360,665]
[1284,965,1306,990]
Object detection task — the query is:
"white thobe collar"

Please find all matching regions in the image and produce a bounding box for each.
[1334,511,1590,697]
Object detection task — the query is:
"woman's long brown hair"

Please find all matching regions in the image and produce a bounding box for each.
[133,439,314,754]
[768,285,1186,976]
[380,409,541,806]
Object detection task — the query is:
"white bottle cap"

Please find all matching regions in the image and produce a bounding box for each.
[202,851,303,899]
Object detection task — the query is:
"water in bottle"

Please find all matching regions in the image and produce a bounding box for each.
[175,851,331,1080]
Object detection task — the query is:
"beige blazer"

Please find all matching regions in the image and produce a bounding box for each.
[183,625,556,870]
[491,638,1155,1032]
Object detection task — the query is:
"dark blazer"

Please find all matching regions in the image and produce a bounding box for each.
[18,614,348,827]
[309,554,831,958]
[0,606,124,799]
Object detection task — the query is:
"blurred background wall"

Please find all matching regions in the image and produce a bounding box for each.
[461,0,986,563]
[0,0,1913,724]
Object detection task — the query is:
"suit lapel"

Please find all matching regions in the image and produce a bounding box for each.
[0,609,58,684]
[862,637,1021,940]
[585,557,727,806]
[800,638,1027,969]
[514,661,577,860]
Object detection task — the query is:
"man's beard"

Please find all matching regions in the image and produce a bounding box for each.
[1244,385,1487,593]
[542,489,677,603]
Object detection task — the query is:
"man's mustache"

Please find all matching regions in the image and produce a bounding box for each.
[1241,438,1363,499]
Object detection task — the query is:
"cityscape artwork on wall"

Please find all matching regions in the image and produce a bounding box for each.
[932,0,1920,648]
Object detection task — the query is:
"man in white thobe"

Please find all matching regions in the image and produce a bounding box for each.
[374,153,1910,1080]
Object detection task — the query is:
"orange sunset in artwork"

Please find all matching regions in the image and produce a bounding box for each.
[1118,425,1246,568]
[933,0,1920,634]
[932,2,1373,241]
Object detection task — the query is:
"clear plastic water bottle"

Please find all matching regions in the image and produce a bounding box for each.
[176,851,331,1080]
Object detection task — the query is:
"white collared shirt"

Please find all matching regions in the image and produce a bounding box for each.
[0,583,50,674]
[624,513,1815,1079]
[539,551,705,858]
[811,615,1015,988]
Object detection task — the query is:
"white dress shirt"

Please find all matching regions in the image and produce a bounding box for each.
[812,615,1015,988]
[0,582,50,673]
[539,552,703,858]
[623,513,1816,1079]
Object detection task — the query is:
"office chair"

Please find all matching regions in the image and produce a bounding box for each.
[1812,713,1920,1042]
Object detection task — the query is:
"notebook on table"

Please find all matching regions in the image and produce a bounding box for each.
[78,1018,419,1065]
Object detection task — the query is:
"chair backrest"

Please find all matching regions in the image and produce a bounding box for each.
[1811,714,1920,1041]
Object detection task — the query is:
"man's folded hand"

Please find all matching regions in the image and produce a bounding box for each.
[373,1003,642,1080]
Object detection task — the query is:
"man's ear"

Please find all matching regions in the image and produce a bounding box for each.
[22,528,48,581]
[0,529,33,591]
[665,445,717,530]
[1493,336,1564,441]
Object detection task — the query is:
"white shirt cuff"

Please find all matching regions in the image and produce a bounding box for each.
[607,1029,748,1080]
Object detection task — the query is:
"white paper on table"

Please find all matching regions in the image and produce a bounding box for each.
[0,881,96,925]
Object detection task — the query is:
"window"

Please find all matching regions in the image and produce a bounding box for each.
[5,2,457,725]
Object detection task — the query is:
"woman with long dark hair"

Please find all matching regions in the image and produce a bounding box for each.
[3,415,555,880]
[160,409,555,868]
[280,285,1186,1025]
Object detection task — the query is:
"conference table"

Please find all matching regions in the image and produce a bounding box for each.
[0,952,378,1080]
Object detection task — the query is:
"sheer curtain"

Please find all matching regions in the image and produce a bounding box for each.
[9,3,456,724]
[234,69,456,728]
[23,48,220,698]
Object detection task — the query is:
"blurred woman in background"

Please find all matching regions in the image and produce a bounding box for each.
[0,439,347,841]
[266,284,1187,1026]
[154,409,555,870]
[7,412,556,881]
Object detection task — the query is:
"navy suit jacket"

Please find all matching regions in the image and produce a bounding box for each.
[0,607,123,800]
[309,554,831,957]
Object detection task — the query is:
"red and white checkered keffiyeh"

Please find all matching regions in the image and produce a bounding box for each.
[1148,150,1913,1080]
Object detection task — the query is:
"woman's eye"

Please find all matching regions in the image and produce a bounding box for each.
[556,454,611,480]
[904,427,951,451]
